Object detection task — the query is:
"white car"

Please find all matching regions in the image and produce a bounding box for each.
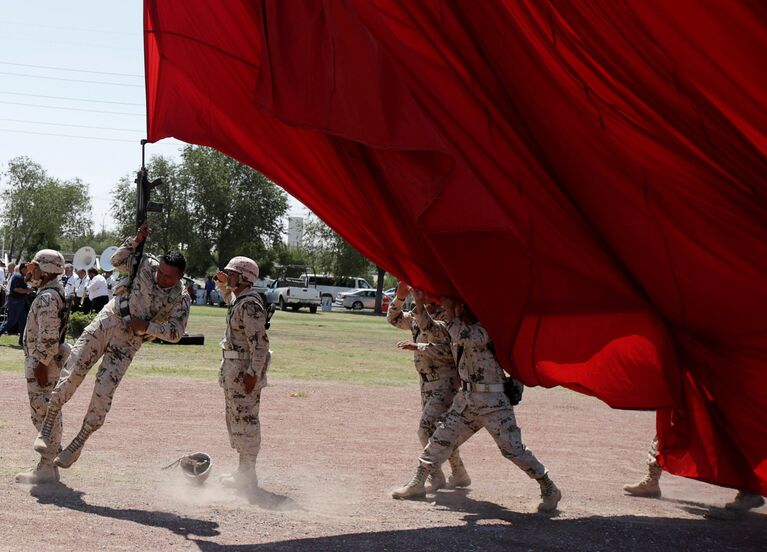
[300,274,372,303]
[335,288,390,311]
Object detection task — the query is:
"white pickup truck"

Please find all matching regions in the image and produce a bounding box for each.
[265,278,321,313]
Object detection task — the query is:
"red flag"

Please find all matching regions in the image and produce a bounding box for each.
[144,0,767,495]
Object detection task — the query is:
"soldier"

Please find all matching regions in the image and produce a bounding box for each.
[33,221,191,469]
[214,256,270,489]
[15,250,71,484]
[387,281,470,492]
[624,436,765,513]
[392,298,562,513]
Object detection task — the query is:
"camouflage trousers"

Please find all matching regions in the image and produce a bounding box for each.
[25,351,66,462]
[420,391,546,479]
[220,359,262,462]
[419,381,464,465]
[647,435,660,468]
[49,312,142,433]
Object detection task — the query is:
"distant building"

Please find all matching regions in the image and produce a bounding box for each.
[287,216,304,248]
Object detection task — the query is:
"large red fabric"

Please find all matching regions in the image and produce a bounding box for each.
[143,1,767,495]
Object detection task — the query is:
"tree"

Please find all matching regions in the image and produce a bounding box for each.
[1,157,92,261]
[110,147,289,276]
[302,214,373,277]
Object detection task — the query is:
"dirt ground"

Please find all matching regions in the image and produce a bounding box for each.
[0,372,765,551]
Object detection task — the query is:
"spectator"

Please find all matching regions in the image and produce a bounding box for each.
[85,268,109,313]
[0,262,34,345]
[103,270,116,299]
[0,261,5,307]
[204,275,216,305]
[72,268,88,311]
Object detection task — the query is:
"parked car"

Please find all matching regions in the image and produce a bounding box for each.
[300,274,372,303]
[194,277,274,306]
[266,278,321,313]
[336,288,391,311]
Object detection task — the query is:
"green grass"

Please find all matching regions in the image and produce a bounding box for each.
[0,307,417,386]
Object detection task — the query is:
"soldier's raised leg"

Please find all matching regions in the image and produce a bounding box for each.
[55,333,139,468]
[482,408,561,512]
[34,319,111,454]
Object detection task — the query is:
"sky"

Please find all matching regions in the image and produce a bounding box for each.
[0,1,307,234]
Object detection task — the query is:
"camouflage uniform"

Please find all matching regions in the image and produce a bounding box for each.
[219,286,270,463]
[387,298,469,487]
[37,237,191,467]
[387,298,459,442]
[22,280,69,465]
[418,317,545,476]
[393,314,560,511]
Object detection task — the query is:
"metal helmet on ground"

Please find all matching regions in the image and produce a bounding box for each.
[162,452,213,485]
[31,249,66,275]
[224,256,259,284]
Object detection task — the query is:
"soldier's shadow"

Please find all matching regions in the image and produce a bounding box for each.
[430,488,559,524]
[30,482,220,537]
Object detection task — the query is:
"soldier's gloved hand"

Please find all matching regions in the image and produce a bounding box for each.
[34,362,49,387]
[243,373,257,394]
[397,340,418,351]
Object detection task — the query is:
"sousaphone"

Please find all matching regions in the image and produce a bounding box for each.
[100,246,119,272]
[72,246,97,271]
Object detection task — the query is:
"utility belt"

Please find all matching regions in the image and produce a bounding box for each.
[222,350,250,361]
[461,381,505,393]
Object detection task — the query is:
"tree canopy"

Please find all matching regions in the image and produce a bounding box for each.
[0,156,92,261]
[111,146,289,276]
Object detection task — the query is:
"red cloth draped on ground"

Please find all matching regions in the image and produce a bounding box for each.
[143,0,767,495]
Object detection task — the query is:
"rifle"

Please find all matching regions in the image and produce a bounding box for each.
[131,139,164,281]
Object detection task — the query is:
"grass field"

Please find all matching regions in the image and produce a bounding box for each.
[0,307,416,386]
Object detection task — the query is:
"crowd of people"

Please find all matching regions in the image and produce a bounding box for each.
[0,258,117,345]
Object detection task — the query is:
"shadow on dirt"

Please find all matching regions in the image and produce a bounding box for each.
[239,486,302,512]
[30,482,220,538]
[189,488,767,551]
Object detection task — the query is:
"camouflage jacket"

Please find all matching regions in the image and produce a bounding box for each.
[23,279,65,366]
[107,237,191,342]
[221,287,270,379]
[418,312,506,385]
[387,297,456,378]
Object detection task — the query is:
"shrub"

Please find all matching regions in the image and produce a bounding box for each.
[68,311,98,340]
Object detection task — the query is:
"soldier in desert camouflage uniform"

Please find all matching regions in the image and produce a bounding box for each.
[392,297,562,513]
[34,221,191,469]
[387,281,470,492]
[215,256,270,489]
[15,249,71,484]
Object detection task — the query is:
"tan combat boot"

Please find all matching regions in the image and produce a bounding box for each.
[425,464,447,492]
[391,463,432,500]
[446,453,471,488]
[15,460,59,485]
[537,473,562,512]
[220,457,258,489]
[33,407,60,454]
[54,425,92,468]
[725,491,765,511]
[623,462,662,498]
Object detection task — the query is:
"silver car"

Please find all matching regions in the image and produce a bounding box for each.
[336,288,390,310]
